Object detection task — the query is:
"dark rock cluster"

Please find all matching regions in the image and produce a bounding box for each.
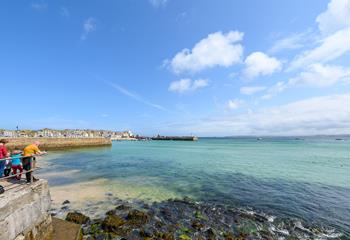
[62,197,345,240]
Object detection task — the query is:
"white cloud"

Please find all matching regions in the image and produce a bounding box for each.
[101,114,109,118]
[149,0,168,7]
[227,99,243,110]
[81,17,97,40]
[164,93,350,136]
[289,0,350,70]
[240,86,266,95]
[316,0,350,35]
[289,27,350,70]
[169,31,244,73]
[169,79,209,93]
[289,63,350,87]
[107,82,168,112]
[264,64,350,99]
[243,52,282,79]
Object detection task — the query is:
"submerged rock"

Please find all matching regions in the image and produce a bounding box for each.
[64,196,345,240]
[101,215,126,233]
[191,220,204,231]
[179,234,191,240]
[126,209,150,226]
[66,211,90,224]
[115,204,132,211]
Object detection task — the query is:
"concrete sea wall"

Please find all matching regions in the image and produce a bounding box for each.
[0,180,52,240]
[5,137,112,151]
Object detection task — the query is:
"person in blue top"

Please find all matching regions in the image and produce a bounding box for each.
[11,150,23,180]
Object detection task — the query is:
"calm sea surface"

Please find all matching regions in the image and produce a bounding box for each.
[40,137,350,234]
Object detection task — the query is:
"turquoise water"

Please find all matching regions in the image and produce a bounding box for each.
[40,137,350,234]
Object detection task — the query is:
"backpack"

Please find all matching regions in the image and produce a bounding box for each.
[0,185,4,195]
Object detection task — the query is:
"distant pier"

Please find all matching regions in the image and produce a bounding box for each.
[151,136,198,141]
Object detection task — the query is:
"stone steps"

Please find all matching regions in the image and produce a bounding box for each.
[52,218,82,240]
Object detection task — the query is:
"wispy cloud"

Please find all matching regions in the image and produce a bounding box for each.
[149,0,169,8]
[268,31,313,54]
[240,86,266,95]
[107,82,169,112]
[60,7,70,18]
[81,17,97,40]
[31,2,47,11]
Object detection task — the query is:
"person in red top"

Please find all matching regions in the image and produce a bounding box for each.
[0,139,10,178]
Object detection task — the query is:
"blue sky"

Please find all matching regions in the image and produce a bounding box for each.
[1,0,350,136]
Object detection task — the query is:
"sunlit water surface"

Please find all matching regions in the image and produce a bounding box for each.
[38,137,350,234]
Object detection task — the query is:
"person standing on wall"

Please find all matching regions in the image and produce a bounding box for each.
[22,141,46,183]
[0,139,10,178]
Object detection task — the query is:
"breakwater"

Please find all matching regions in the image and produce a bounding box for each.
[151,136,198,141]
[5,137,112,150]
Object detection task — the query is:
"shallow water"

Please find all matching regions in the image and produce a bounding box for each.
[38,137,350,235]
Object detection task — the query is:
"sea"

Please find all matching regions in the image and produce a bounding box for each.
[38,137,350,236]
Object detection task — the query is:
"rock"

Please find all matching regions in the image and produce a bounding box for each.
[179,234,191,240]
[126,209,149,225]
[61,205,69,211]
[142,203,150,209]
[154,232,175,240]
[83,235,94,240]
[101,215,126,233]
[160,207,172,219]
[105,209,116,216]
[66,212,90,224]
[155,220,164,228]
[205,228,217,240]
[223,232,235,240]
[139,227,153,238]
[191,220,204,231]
[62,200,70,205]
[115,204,131,211]
[87,223,102,235]
[50,211,57,217]
[95,233,109,240]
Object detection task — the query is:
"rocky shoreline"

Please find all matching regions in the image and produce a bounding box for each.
[53,196,346,240]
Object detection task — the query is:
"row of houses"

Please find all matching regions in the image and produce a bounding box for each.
[0,129,134,139]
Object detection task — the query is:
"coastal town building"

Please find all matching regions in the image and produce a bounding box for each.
[0,128,134,139]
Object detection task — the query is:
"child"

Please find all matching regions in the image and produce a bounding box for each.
[11,150,23,180]
[4,158,11,177]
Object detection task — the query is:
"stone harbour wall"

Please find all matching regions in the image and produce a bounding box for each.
[5,137,112,151]
[0,180,53,240]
